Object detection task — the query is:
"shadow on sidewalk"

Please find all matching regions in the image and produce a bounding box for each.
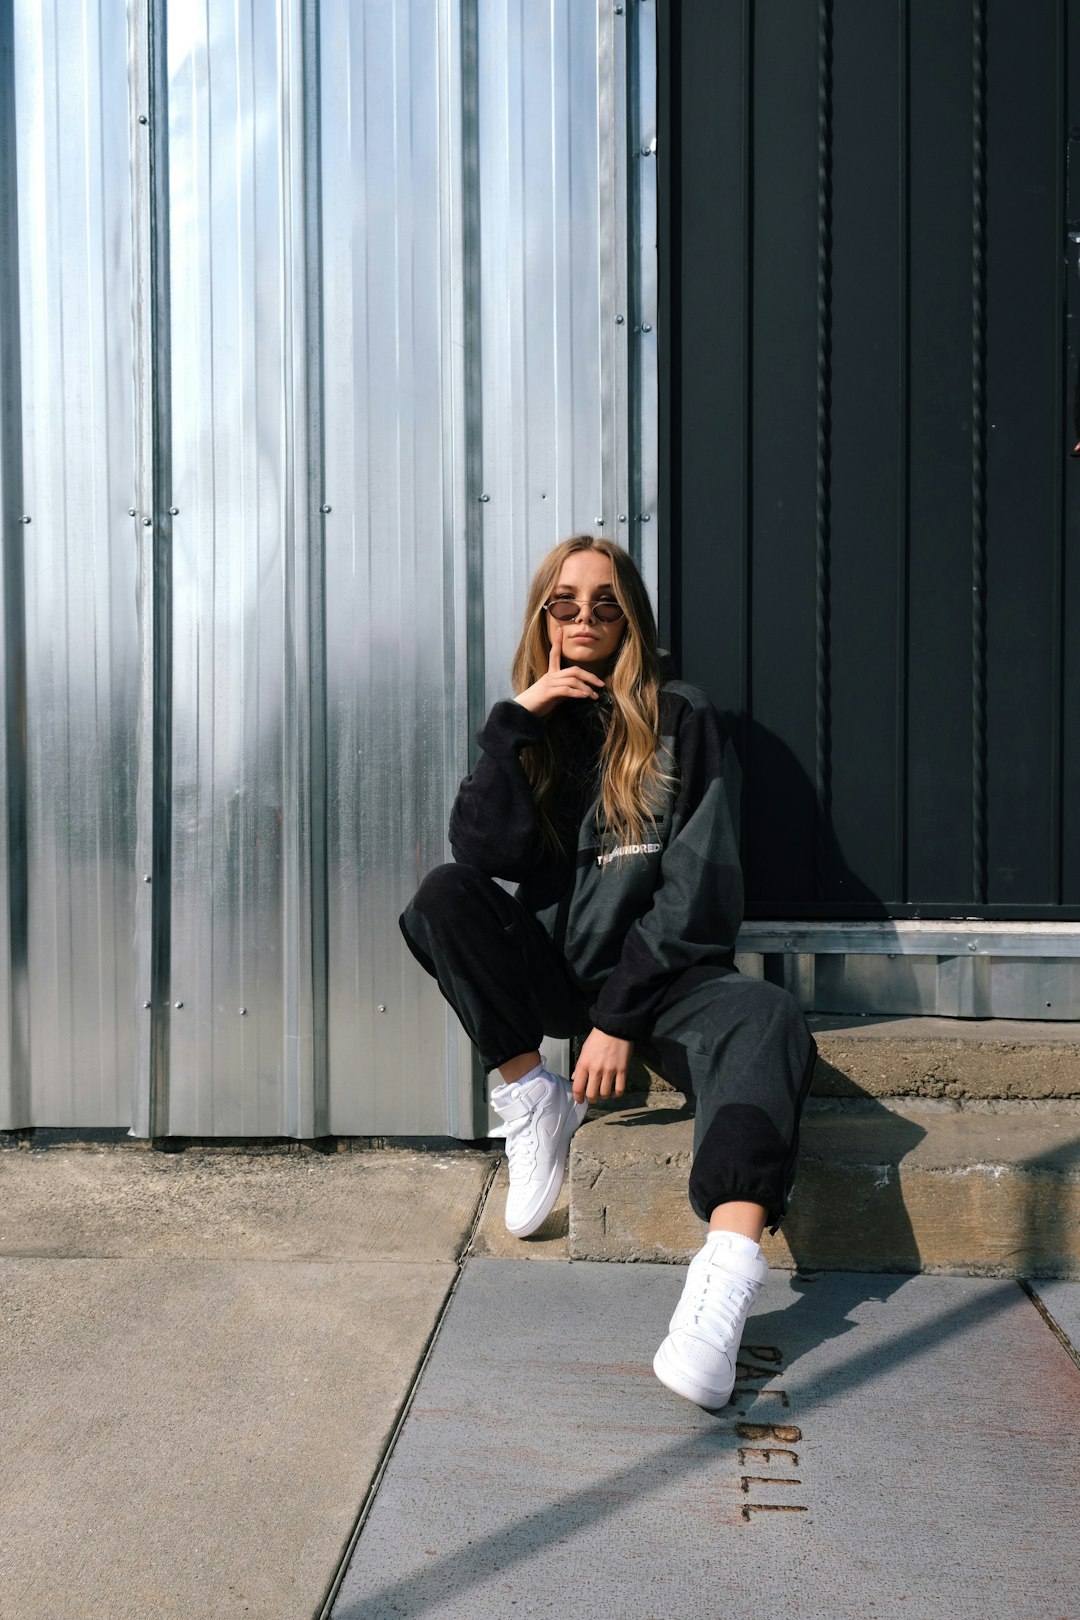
[330,1275,1026,1620]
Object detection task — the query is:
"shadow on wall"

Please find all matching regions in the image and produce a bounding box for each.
[722,710,903,921]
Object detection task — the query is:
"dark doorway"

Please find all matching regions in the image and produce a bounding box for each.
[658,0,1079,920]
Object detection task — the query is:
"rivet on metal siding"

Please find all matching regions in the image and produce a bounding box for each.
[479,493,490,503]
[320,503,331,513]
[238,1007,247,1015]
[615,4,624,12]
[142,1001,151,1010]
[169,506,179,516]
[128,509,137,517]
[595,517,604,526]
[615,315,625,324]
[967,942,978,952]
[143,518,152,527]
[377,1004,387,1012]
[639,513,651,523]
[174,1001,184,1009]
[641,145,653,157]
[618,514,627,523]
[19,515,30,524]
[143,874,151,882]
[138,115,149,125]
[641,323,652,333]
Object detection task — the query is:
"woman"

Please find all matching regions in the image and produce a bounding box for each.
[399,536,817,1410]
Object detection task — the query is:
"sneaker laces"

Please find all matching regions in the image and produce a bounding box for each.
[489,1098,540,1184]
[680,1256,760,1348]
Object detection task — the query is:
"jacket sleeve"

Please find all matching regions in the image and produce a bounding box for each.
[587,699,744,1040]
[448,699,548,880]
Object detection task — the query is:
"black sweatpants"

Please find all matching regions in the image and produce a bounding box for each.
[399,863,818,1234]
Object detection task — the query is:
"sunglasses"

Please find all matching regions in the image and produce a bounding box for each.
[543,596,626,625]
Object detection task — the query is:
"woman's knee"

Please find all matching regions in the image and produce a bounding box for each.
[409,861,486,914]
[731,974,807,1037]
[401,862,500,946]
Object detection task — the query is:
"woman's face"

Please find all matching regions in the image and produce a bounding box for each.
[547,550,628,672]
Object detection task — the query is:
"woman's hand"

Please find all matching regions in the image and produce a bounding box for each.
[571,1029,634,1104]
[514,622,606,718]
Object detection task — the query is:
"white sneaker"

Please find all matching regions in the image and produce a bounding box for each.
[652,1230,769,1410]
[489,1068,588,1238]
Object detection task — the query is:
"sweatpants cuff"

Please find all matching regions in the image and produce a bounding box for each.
[687,1181,788,1235]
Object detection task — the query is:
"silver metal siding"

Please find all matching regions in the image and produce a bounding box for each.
[161,0,320,1137]
[478,0,608,709]
[2,0,654,1137]
[320,0,476,1135]
[0,1,138,1128]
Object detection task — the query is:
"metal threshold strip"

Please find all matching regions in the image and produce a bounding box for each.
[737,921,1080,957]
[734,922,1080,1021]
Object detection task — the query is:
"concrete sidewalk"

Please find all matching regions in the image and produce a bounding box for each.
[3,1142,1079,1620]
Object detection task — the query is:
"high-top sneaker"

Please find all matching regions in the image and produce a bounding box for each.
[653,1229,769,1410]
[489,1068,588,1238]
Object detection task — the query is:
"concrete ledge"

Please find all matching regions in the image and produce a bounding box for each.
[808,1016,1080,1100]
[568,1099,1080,1278]
[617,1017,1080,1107]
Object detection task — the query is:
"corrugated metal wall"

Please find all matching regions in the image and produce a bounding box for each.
[0,1,656,1136]
[0,3,139,1130]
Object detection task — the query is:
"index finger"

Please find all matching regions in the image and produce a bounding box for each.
[548,620,563,671]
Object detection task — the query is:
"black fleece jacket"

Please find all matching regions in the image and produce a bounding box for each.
[447,680,744,1041]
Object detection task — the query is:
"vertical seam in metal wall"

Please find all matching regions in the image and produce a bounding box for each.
[1052,0,1066,905]
[637,0,658,596]
[897,0,911,903]
[970,0,988,906]
[148,0,173,1138]
[440,0,475,1137]
[814,0,834,900]
[599,0,620,553]
[655,0,673,652]
[742,0,754,739]
[462,0,484,772]
[304,0,330,1134]
[460,0,486,1127]
[0,11,31,1126]
[622,1,638,566]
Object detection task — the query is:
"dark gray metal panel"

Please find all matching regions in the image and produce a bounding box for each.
[904,0,978,907]
[662,0,1076,922]
[745,0,821,908]
[985,1,1063,908]
[1064,0,1080,906]
[828,1,905,907]
[664,0,749,718]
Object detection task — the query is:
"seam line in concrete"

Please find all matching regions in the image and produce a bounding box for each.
[313,1158,500,1620]
[1019,1280,1080,1372]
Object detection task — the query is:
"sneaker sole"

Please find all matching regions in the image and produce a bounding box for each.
[504,1100,588,1238]
[652,1337,733,1412]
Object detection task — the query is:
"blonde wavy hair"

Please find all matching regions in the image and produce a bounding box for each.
[510,536,678,862]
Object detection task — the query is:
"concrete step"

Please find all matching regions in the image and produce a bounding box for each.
[568,1098,1080,1278]
[803,1014,1080,1101]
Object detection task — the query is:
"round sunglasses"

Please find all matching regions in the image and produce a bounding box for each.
[543,596,626,625]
